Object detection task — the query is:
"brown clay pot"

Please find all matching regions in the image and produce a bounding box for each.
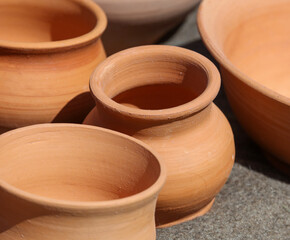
[93,0,200,55]
[0,124,166,239]
[86,45,235,228]
[198,0,290,171]
[0,0,107,134]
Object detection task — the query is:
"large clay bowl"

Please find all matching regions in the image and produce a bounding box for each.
[198,0,290,168]
[94,0,200,55]
[0,0,107,134]
[0,124,166,239]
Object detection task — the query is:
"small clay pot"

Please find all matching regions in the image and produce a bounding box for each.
[198,0,290,170]
[0,124,166,239]
[87,45,235,228]
[93,0,200,55]
[0,0,107,133]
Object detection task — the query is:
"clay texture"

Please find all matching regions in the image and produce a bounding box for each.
[93,0,200,55]
[0,0,107,134]
[0,124,166,239]
[198,0,290,168]
[87,45,235,227]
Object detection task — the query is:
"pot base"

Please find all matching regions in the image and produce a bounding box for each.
[156,198,215,229]
[265,152,290,176]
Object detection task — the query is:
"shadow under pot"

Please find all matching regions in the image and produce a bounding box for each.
[0,124,166,240]
[0,0,107,134]
[86,45,236,228]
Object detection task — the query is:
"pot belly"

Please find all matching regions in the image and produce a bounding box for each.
[137,104,235,227]
[0,40,106,131]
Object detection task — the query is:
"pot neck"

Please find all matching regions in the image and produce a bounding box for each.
[94,100,213,137]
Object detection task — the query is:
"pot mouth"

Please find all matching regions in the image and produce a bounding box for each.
[90,45,220,121]
[0,124,166,212]
[0,0,107,53]
[197,0,290,106]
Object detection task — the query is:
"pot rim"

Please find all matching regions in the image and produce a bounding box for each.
[0,0,107,53]
[197,0,290,106]
[0,124,166,212]
[90,45,221,121]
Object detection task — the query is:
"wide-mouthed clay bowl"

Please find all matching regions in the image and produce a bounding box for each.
[0,124,166,240]
[86,45,235,227]
[0,0,107,134]
[93,0,200,55]
[198,0,290,170]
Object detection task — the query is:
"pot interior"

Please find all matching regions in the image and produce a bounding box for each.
[0,0,97,43]
[201,0,290,98]
[102,53,208,110]
[0,126,161,202]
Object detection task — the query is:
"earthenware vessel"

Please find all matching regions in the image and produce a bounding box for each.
[198,0,290,171]
[93,0,200,55]
[0,0,107,134]
[86,45,235,227]
[0,124,166,239]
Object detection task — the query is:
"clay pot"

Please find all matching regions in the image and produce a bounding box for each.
[93,0,200,55]
[0,124,166,239]
[198,0,290,171]
[86,45,235,227]
[0,0,107,134]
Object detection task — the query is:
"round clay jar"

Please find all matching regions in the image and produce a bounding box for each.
[0,124,166,239]
[0,0,107,134]
[87,45,235,228]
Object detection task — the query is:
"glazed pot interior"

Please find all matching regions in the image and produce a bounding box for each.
[0,126,161,202]
[100,52,208,110]
[0,0,97,42]
[200,0,290,98]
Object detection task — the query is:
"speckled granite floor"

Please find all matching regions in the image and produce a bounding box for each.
[157,6,290,240]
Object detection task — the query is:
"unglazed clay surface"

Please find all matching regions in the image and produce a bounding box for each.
[198,0,290,165]
[0,124,166,239]
[87,45,235,227]
[0,0,107,133]
[93,0,200,55]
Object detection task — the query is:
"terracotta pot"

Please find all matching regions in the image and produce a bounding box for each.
[0,124,166,239]
[0,0,107,134]
[198,0,290,171]
[86,45,235,228]
[93,0,200,55]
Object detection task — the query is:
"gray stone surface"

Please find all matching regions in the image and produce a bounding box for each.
[157,7,290,240]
